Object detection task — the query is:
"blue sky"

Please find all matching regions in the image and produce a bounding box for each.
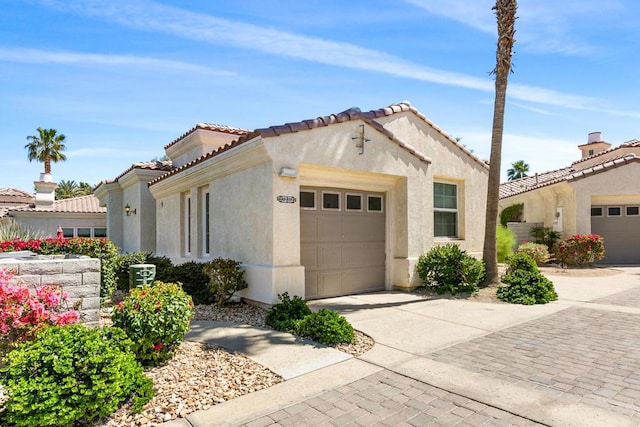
[2,0,639,192]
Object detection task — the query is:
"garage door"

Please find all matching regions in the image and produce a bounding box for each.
[591,205,640,264]
[300,187,385,299]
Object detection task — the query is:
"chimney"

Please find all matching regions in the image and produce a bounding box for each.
[578,132,611,159]
[34,173,57,209]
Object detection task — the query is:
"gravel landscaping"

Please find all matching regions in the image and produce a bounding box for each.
[98,302,374,426]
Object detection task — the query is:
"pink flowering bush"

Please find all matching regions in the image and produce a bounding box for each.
[554,234,605,267]
[0,268,79,354]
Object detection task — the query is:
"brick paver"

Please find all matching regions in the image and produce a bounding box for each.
[428,306,640,419]
[240,370,544,426]
[594,286,640,308]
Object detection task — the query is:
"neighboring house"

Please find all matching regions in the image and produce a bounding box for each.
[0,174,106,238]
[499,132,640,264]
[96,101,489,304]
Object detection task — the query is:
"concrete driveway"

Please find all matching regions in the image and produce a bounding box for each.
[181,266,640,426]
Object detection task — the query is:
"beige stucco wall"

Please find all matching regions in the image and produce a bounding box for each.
[95,182,123,248]
[12,213,106,238]
[148,114,489,304]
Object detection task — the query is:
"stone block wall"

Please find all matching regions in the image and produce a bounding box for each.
[0,257,101,327]
[507,222,543,249]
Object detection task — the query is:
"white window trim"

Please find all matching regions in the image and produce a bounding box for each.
[321,191,341,211]
[183,193,192,256]
[607,206,622,217]
[626,206,640,216]
[345,192,363,212]
[367,194,384,213]
[202,191,210,256]
[300,190,317,210]
[434,182,459,238]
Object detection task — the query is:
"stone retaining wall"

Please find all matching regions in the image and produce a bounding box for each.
[0,256,101,327]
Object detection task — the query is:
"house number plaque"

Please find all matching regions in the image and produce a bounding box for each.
[277,195,296,203]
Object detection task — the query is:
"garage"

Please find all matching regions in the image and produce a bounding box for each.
[300,187,386,299]
[591,205,640,264]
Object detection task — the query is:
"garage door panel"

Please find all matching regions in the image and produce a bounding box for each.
[302,187,385,299]
[592,208,640,264]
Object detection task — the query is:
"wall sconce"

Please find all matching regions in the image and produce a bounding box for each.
[124,204,136,216]
[279,167,297,178]
[351,124,370,155]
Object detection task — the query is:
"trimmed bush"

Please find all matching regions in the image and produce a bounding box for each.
[417,244,485,295]
[203,258,248,306]
[516,242,550,265]
[0,325,154,427]
[554,234,605,267]
[112,281,193,366]
[530,226,561,252]
[296,309,354,345]
[265,292,312,333]
[497,253,558,305]
[168,261,213,305]
[496,226,515,262]
[499,203,523,226]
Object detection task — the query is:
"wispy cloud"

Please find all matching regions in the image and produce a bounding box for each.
[35,0,639,119]
[402,0,620,55]
[0,46,235,75]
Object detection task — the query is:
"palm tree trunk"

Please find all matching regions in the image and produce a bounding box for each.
[483,0,517,286]
[44,155,51,174]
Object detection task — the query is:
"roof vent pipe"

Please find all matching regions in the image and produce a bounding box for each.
[587,132,602,143]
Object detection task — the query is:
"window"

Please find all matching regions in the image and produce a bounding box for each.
[300,191,316,209]
[94,228,107,238]
[367,195,383,212]
[77,228,91,238]
[626,206,639,216]
[434,182,458,237]
[591,207,603,217]
[588,149,594,156]
[346,193,362,211]
[203,191,210,255]
[608,206,621,217]
[62,228,74,238]
[183,193,192,255]
[322,192,340,210]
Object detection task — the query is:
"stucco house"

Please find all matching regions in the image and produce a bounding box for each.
[1,175,106,238]
[96,101,489,304]
[499,132,640,264]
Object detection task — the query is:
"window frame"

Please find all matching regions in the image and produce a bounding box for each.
[345,192,363,212]
[202,190,210,256]
[590,206,603,217]
[321,191,341,211]
[299,190,317,210]
[367,195,384,213]
[607,206,622,217]
[626,206,639,216]
[433,182,459,238]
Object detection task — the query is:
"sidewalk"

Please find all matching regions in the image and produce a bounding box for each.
[164,265,640,426]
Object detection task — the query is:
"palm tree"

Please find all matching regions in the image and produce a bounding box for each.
[55,180,79,200]
[78,182,94,196]
[507,160,529,181]
[25,127,67,175]
[482,0,518,286]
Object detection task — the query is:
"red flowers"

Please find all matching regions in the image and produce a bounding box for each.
[154,342,163,351]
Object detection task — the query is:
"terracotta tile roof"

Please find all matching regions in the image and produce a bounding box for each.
[571,138,640,169]
[164,123,251,150]
[148,101,487,187]
[96,160,174,188]
[7,195,106,214]
[500,152,640,199]
[0,188,34,198]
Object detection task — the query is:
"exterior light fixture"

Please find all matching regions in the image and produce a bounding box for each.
[124,204,136,216]
[279,167,297,178]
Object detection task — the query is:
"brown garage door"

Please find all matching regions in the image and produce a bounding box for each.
[300,187,385,299]
[591,205,640,264]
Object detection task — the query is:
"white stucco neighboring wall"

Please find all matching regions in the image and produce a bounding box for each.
[10,212,106,238]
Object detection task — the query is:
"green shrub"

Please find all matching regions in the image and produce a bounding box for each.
[168,261,213,305]
[504,252,539,274]
[0,325,154,427]
[417,244,485,295]
[496,226,515,262]
[112,281,193,366]
[203,258,248,306]
[295,309,354,345]
[497,269,558,305]
[499,203,523,226]
[516,242,550,265]
[554,234,605,267]
[115,252,150,291]
[530,226,561,252]
[265,292,312,333]
[146,254,175,282]
[0,218,46,241]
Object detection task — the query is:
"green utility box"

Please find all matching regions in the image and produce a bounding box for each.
[129,264,156,288]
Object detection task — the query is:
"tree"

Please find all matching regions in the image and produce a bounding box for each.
[55,180,94,200]
[507,160,529,181]
[482,0,517,286]
[25,127,67,175]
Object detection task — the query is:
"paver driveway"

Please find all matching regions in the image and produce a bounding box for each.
[182,266,640,426]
